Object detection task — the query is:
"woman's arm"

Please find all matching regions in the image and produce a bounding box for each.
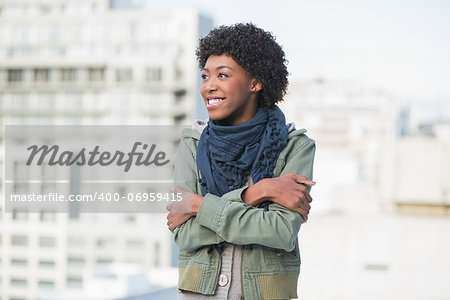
[168,133,316,252]
[188,139,315,252]
[167,173,314,231]
[169,132,227,252]
[242,173,315,220]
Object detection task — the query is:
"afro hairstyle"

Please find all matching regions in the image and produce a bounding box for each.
[196,23,289,107]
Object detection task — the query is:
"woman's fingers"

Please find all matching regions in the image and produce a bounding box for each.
[284,173,316,187]
[304,192,313,203]
[296,197,310,213]
[298,209,308,222]
[167,187,193,232]
[173,186,184,194]
[293,174,316,186]
[293,190,312,220]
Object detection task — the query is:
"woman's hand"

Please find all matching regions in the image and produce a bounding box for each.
[242,173,315,221]
[166,187,203,232]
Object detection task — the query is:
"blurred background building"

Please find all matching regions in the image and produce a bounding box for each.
[280,79,450,300]
[0,0,211,299]
[1,0,449,299]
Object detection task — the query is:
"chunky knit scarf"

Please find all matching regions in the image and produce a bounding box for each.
[196,106,288,197]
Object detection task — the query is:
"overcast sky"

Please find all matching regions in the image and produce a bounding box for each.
[146,0,449,103]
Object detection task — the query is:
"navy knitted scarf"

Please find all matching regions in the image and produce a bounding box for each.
[196,106,288,197]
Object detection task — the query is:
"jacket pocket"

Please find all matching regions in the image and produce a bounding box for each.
[265,243,301,271]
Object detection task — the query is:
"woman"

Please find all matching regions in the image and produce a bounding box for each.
[166,23,316,300]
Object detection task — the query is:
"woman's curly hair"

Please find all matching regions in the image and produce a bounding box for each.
[196,23,289,107]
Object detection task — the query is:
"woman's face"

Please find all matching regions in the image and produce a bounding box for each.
[200,54,261,126]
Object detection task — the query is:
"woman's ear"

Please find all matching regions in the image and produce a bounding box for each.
[250,79,262,92]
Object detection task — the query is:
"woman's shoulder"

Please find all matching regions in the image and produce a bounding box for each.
[287,122,314,140]
[180,119,207,141]
[285,122,316,152]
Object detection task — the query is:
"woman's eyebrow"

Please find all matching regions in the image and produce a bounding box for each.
[202,66,233,71]
[216,66,232,71]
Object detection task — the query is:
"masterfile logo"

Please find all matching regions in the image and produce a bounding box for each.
[5,125,188,213]
[26,142,170,172]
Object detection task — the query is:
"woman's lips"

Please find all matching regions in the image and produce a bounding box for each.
[206,98,226,109]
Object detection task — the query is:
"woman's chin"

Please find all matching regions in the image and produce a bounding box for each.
[207,113,226,122]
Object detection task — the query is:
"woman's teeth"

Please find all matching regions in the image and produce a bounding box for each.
[208,98,224,104]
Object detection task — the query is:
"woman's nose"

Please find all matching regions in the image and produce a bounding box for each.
[205,77,218,92]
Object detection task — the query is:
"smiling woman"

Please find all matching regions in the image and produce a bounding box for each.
[166,23,316,300]
[200,55,261,126]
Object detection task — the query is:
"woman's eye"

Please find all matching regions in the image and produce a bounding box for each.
[218,73,229,78]
[201,74,208,79]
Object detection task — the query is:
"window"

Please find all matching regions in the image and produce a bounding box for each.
[38,280,55,289]
[11,259,27,267]
[174,113,186,123]
[39,5,51,14]
[88,67,104,81]
[96,238,113,248]
[11,278,27,286]
[115,68,132,82]
[40,210,56,222]
[39,236,56,248]
[33,68,51,82]
[95,258,113,265]
[67,257,84,266]
[175,67,183,80]
[12,209,28,221]
[124,214,135,223]
[126,239,144,249]
[66,277,82,288]
[60,68,76,82]
[7,69,24,82]
[146,67,162,82]
[39,260,55,268]
[11,235,28,247]
[174,89,186,103]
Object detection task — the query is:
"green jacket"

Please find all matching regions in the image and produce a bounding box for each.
[173,124,316,300]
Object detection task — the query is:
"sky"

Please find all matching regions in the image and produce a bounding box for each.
[145,0,450,104]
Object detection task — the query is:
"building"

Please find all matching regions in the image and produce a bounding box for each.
[40,264,178,300]
[281,79,450,299]
[380,121,450,215]
[0,1,213,299]
[0,0,210,126]
[280,78,398,213]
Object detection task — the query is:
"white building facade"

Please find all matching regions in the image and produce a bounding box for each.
[281,79,450,299]
[0,1,212,299]
[280,79,398,213]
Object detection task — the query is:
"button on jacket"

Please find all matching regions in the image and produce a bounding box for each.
[173,122,316,300]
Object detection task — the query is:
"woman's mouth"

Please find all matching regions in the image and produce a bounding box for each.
[206,98,226,109]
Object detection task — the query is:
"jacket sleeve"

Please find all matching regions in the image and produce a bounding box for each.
[195,136,316,252]
[173,132,316,253]
[172,133,226,252]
